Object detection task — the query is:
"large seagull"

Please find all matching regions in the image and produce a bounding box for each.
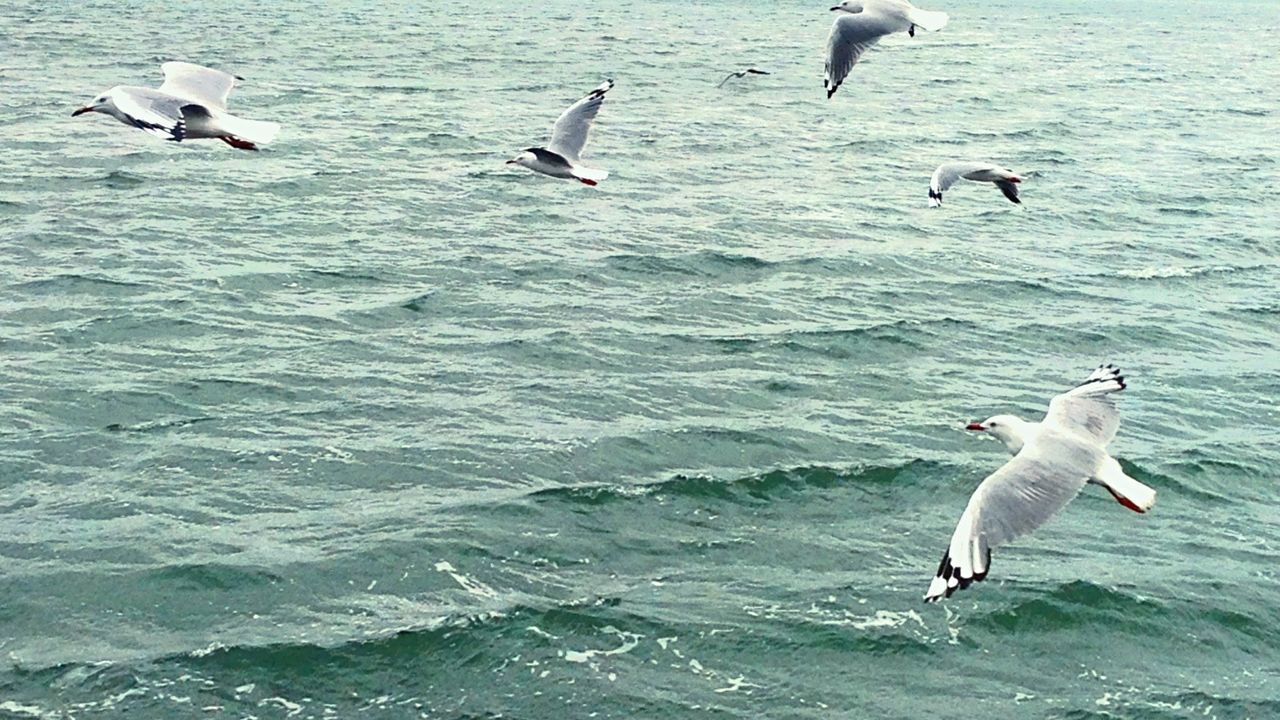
[928,162,1023,207]
[924,365,1157,602]
[507,80,614,187]
[824,0,948,99]
[73,61,280,150]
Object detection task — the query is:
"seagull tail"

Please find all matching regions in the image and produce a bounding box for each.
[573,166,609,185]
[907,8,948,32]
[1096,458,1157,514]
[219,115,281,148]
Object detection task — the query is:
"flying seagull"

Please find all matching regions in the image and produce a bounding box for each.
[825,0,948,99]
[924,365,1157,602]
[507,79,613,187]
[929,162,1023,207]
[717,67,771,88]
[72,61,280,150]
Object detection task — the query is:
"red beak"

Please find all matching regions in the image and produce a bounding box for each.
[965,422,985,431]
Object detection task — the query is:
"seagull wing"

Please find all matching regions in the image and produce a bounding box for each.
[113,88,197,141]
[1044,365,1125,446]
[158,61,239,110]
[995,180,1021,204]
[547,79,614,162]
[824,11,901,99]
[924,442,1096,602]
[928,161,998,206]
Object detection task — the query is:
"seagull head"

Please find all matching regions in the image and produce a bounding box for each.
[506,150,537,168]
[831,1,864,13]
[72,88,119,118]
[965,414,1034,454]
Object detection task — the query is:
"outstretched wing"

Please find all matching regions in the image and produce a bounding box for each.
[824,12,899,99]
[158,61,239,109]
[112,87,202,142]
[1044,364,1126,446]
[995,180,1021,204]
[547,79,613,162]
[929,161,997,207]
[924,446,1095,602]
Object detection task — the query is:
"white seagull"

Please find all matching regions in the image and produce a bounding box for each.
[924,365,1157,602]
[72,61,280,150]
[717,67,771,88]
[507,79,613,187]
[825,0,948,99]
[929,162,1023,207]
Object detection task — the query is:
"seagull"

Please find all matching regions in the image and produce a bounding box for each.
[825,0,948,99]
[507,79,613,187]
[717,67,771,88]
[72,61,280,150]
[929,162,1023,207]
[924,365,1157,602]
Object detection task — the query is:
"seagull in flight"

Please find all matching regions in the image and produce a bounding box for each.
[929,162,1023,207]
[507,79,613,187]
[924,365,1157,602]
[825,0,948,99]
[717,67,771,88]
[72,61,280,150]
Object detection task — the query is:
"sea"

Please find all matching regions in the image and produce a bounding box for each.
[2,0,1279,717]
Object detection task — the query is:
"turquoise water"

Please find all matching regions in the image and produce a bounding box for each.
[3,0,1280,717]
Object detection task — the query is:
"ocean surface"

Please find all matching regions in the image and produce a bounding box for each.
[3,0,1279,717]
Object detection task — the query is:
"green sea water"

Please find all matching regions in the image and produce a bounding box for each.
[2,0,1279,717]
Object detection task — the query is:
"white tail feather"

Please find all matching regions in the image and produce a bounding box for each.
[908,8,948,32]
[1096,458,1156,513]
[573,166,609,183]
[218,114,280,146]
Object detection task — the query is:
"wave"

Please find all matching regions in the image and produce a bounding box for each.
[601,250,792,278]
[1108,264,1245,280]
[146,563,285,591]
[677,317,981,357]
[104,416,214,434]
[1123,458,1232,505]
[16,274,147,293]
[96,170,145,189]
[973,580,1167,633]
[528,459,945,507]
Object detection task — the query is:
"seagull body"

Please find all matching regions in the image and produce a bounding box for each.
[717,67,770,88]
[929,162,1022,207]
[508,80,613,187]
[825,0,948,99]
[72,62,280,150]
[924,365,1157,602]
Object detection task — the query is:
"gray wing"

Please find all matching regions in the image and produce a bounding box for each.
[924,444,1096,601]
[1044,364,1125,446]
[547,79,613,162]
[158,61,239,110]
[824,12,901,98]
[995,180,1021,204]
[717,71,742,88]
[113,87,206,142]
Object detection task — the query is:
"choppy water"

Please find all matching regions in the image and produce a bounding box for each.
[3,0,1280,717]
